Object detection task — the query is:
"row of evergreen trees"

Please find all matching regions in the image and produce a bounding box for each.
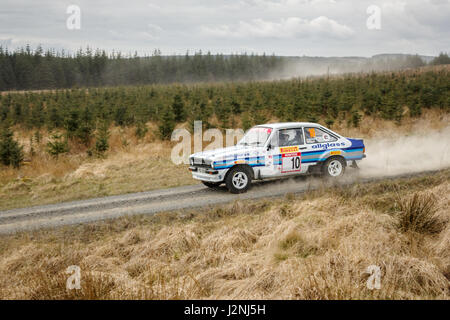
[0,46,283,90]
[1,45,449,91]
[1,67,448,133]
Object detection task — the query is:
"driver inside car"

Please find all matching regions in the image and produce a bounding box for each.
[279,132,290,146]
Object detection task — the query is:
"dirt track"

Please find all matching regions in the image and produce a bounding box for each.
[0,169,443,235]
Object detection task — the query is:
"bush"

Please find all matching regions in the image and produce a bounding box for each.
[95,121,110,155]
[396,192,444,234]
[158,106,175,140]
[0,125,24,168]
[46,132,69,158]
[135,121,148,140]
[351,109,362,128]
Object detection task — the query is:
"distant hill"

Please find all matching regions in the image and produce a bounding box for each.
[372,53,435,63]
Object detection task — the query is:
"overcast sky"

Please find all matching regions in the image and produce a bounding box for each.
[0,0,449,57]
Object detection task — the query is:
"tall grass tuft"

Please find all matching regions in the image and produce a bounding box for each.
[396,192,444,234]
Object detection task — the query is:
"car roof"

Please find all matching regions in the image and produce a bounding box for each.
[256,122,321,129]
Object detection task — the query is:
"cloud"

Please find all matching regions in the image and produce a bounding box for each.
[0,0,448,56]
[200,16,354,39]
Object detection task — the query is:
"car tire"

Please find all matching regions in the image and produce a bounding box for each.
[202,181,222,189]
[322,157,345,178]
[225,166,252,194]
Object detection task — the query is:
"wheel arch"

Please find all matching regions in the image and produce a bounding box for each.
[322,155,347,167]
[224,164,255,180]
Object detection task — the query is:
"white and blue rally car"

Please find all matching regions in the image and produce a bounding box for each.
[189,122,366,193]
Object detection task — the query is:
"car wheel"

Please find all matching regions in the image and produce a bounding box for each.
[323,157,345,178]
[226,166,252,194]
[202,181,222,189]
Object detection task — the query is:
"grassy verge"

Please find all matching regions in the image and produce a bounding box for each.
[0,170,448,299]
[0,139,194,211]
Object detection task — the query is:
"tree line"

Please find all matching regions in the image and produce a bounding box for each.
[1,45,449,91]
[0,46,283,91]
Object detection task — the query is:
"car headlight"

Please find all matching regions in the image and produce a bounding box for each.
[189,157,194,165]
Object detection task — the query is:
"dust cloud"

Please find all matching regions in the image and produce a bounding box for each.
[266,55,430,80]
[359,126,450,178]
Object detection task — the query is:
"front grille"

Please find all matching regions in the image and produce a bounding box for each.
[193,163,212,169]
[192,157,212,168]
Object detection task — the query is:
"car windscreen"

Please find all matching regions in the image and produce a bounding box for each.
[237,127,273,147]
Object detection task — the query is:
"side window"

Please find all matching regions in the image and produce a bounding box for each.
[277,128,304,147]
[305,127,337,144]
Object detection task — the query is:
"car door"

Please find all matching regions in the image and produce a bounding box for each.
[301,126,341,169]
[261,127,308,178]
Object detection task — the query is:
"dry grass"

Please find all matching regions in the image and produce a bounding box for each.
[396,192,445,234]
[0,125,193,210]
[0,170,448,300]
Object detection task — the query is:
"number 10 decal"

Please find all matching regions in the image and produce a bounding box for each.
[281,152,301,173]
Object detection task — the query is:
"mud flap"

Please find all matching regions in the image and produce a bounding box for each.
[350,160,359,169]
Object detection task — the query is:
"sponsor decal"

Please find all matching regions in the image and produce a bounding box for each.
[312,142,346,149]
[330,150,342,155]
[234,160,246,164]
[280,146,299,153]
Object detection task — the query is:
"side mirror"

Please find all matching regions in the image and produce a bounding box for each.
[267,144,272,151]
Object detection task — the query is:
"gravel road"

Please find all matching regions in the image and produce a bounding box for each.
[0,170,440,234]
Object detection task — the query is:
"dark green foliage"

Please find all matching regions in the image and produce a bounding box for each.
[0,124,23,168]
[325,118,334,128]
[351,110,362,128]
[135,121,148,140]
[0,47,284,91]
[0,67,448,133]
[409,96,422,117]
[158,106,175,139]
[431,53,450,66]
[64,109,80,138]
[172,94,185,122]
[241,112,252,131]
[76,106,94,146]
[0,46,445,92]
[46,132,69,158]
[95,121,110,155]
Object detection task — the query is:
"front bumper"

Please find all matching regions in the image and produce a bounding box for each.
[189,166,227,182]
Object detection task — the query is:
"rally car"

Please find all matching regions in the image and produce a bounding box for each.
[189,122,366,193]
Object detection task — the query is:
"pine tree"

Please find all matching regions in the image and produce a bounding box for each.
[64,109,80,138]
[431,52,450,66]
[95,121,110,155]
[172,94,185,122]
[158,106,175,139]
[46,132,69,158]
[76,106,94,146]
[0,125,24,168]
[230,98,241,114]
[409,96,422,117]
